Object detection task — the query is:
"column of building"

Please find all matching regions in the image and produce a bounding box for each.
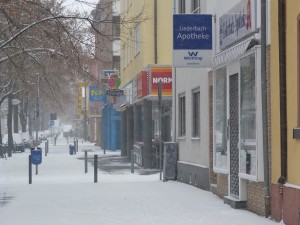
[121,111,127,157]
[126,106,134,160]
[143,100,152,168]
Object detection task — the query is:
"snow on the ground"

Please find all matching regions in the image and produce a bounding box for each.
[0,138,280,225]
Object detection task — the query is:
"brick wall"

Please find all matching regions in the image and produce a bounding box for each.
[247,181,266,216]
[216,173,228,198]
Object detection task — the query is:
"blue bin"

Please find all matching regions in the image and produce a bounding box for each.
[69,145,75,155]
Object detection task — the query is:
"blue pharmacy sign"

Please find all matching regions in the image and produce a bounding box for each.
[173,14,213,67]
[89,86,106,102]
[31,148,42,165]
[103,70,118,79]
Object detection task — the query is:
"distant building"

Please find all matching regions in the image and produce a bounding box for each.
[91,0,121,149]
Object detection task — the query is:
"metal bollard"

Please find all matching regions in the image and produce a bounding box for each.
[94,155,98,183]
[74,140,77,155]
[84,151,88,173]
[131,150,134,174]
[103,139,106,155]
[45,142,47,157]
[29,155,32,184]
[47,140,49,153]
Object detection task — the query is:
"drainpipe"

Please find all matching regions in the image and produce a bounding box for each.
[172,0,176,142]
[277,0,287,220]
[261,0,271,217]
[278,0,287,181]
[154,0,158,64]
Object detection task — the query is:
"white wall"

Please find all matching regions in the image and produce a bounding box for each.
[172,0,266,168]
[175,67,209,167]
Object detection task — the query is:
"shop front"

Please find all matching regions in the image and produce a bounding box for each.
[213,42,265,212]
[211,0,268,215]
[119,65,172,169]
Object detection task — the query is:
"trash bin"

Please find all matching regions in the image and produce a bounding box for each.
[69,144,75,155]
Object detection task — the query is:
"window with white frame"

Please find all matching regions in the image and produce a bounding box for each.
[214,66,227,170]
[240,53,256,176]
[135,24,141,55]
[192,88,200,137]
[179,93,186,137]
[179,0,186,13]
[191,0,201,13]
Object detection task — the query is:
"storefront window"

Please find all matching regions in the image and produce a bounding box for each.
[240,53,256,176]
[214,66,227,170]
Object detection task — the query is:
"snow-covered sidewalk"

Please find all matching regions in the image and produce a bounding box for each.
[0,140,279,225]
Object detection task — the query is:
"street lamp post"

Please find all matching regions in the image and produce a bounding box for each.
[35,74,40,145]
[84,78,88,141]
[158,81,163,180]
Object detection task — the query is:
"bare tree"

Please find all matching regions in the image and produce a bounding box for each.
[0,0,147,156]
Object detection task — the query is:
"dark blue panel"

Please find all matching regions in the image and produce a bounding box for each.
[173,14,212,50]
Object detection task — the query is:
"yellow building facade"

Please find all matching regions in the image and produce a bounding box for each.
[120,0,172,85]
[118,0,173,167]
[270,1,300,224]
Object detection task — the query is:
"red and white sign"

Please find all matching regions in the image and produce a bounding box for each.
[151,67,172,96]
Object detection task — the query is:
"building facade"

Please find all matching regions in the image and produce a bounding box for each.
[270,0,300,224]
[91,0,121,148]
[119,0,173,168]
[172,0,211,191]
[210,0,270,216]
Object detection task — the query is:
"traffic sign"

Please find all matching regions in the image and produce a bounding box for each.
[48,120,55,126]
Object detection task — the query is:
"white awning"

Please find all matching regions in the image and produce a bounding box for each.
[213,34,260,68]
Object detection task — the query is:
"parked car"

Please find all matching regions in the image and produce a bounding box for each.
[23,138,33,149]
[2,133,27,153]
[14,141,25,153]
[21,133,34,149]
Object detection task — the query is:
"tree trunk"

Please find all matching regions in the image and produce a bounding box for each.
[7,94,13,157]
[19,100,28,133]
[13,104,18,133]
[0,118,3,157]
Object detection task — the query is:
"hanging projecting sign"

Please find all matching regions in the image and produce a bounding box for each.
[137,71,148,98]
[219,0,256,50]
[173,14,212,68]
[89,86,106,102]
[102,70,118,79]
[105,89,124,96]
[151,67,172,96]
